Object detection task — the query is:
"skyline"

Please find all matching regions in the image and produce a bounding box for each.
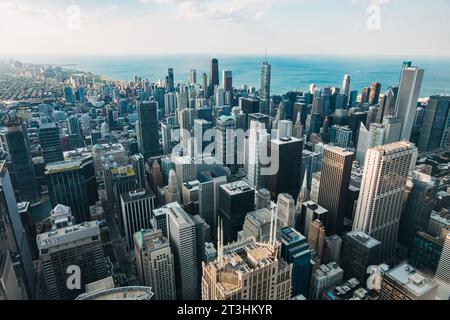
[1,0,450,56]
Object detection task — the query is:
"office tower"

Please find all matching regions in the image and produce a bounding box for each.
[369,82,381,106]
[0,249,24,300]
[39,123,64,164]
[324,235,342,264]
[165,169,181,204]
[217,181,255,244]
[409,231,444,273]
[189,69,197,85]
[308,219,326,262]
[167,68,175,92]
[247,120,269,189]
[328,125,353,148]
[164,92,176,115]
[277,120,293,139]
[418,96,450,151]
[67,114,84,148]
[256,188,272,210]
[201,73,208,98]
[356,123,385,165]
[133,229,176,300]
[161,120,173,155]
[376,87,397,123]
[353,142,415,263]
[383,115,403,144]
[209,58,219,96]
[177,91,189,110]
[0,162,35,298]
[131,153,146,189]
[137,101,159,160]
[215,115,236,168]
[342,74,351,98]
[293,113,303,139]
[1,116,38,202]
[202,235,292,300]
[103,163,138,206]
[318,145,353,236]
[148,160,163,193]
[399,172,440,250]
[214,87,225,107]
[193,119,213,160]
[266,137,302,201]
[380,262,437,300]
[435,233,450,300]
[341,231,381,283]
[64,86,74,104]
[281,227,313,297]
[260,61,272,115]
[277,193,295,229]
[299,201,328,238]
[222,70,232,93]
[174,155,196,190]
[37,210,106,300]
[45,156,98,223]
[241,208,273,242]
[310,262,344,300]
[395,67,424,141]
[120,189,156,250]
[164,202,204,300]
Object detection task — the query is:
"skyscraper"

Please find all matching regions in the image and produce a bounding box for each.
[165,169,181,204]
[435,233,450,300]
[137,100,160,160]
[417,96,450,151]
[342,74,351,98]
[222,70,232,93]
[215,115,236,169]
[247,120,269,189]
[260,61,271,115]
[353,142,415,263]
[369,82,382,106]
[317,145,353,236]
[277,193,295,229]
[167,68,175,92]
[308,219,326,262]
[39,123,64,164]
[310,262,344,300]
[209,58,219,97]
[189,68,197,85]
[133,229,176,300]
[395,66,424,141]
[120,189,156,250]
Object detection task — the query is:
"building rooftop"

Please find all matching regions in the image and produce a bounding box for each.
[121,188,155,203]
[314,262,344,280]
[76,286,154,300]
[246,208,272,227]
[271,136,302,145]
[220,180,253,196]
[345,231,381,249]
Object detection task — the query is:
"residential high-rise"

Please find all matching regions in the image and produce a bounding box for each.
[266,137,303,201]
[260,61,272,115]
[380,262,437,300]
[277,193,295,229]
[280,227,313,297]
[418,96,450,151]
[310,262,344,300]
[1,116,38,202]
[37,207,106,300]
[217,181,255,244]
[435,233,450,300]
[137,100,159,160]
[395,67,424,141]
[202,236,292,300]
[45,156,98,223]
[317,145,353,236]
[164,202,205,300]
[39,123,64,164]
[133,229,176,300]
[353,142,415,263]
[222,70,232,93]
[209,58,219,97]
[341,231,381,283]
[120,189,156,250]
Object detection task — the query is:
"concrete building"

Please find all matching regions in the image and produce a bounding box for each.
[310,262,344,300]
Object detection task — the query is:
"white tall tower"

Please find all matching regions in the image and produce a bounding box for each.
[342,74,351,97]
[353,141,415,263]
[247,120,269,189]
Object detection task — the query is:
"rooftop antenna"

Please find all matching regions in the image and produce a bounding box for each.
[217,217,224,268]
[264,48,268,62]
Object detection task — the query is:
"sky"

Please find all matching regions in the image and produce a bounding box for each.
[1,0,450,57]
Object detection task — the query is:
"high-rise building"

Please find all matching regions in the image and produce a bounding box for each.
[165,169,181,204]
[37,207,106,300]
[209,58,219,97]
[217,181,255,244]
[376,87,398,123]
[435,233,450,300]
[353,142,415,263]
[215,115,236,169]
[164,202,205,300]
[395,67,424,141]
[39,123,64,164]
[131,153,146,189]
[0,161,35,298]
[137,101,159,160]
[241,208,273,242]
[369,82,382,106]
[308,219,326,262]
[380,262,437,300]
[246,120,269,189]
[45,156,98,223]
[418,96,450,151]
[280,227,313,297]
[133,229,176,300]
[310,262,344,300]
[193,119,213,160]
[202,236,292,300]
[383,115,403,144]
[260,61,272,115]
[120,189,156,250]
[222,70,232,93]
[299,201,328,237]
[317,145,353,236]
[328,125,353,148]
[341,231,381,283]
[342,74,351,98]
[1,116,38,202]
[167,68,175,92]
[266,137,302,201]
[277,193,295,229]
[0,249,24,300]
[189,69,197,85]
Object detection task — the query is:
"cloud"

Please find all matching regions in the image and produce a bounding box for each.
[139,0,275,22]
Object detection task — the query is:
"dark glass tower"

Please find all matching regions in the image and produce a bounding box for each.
[209,58,219,97]
[39,123,64,164]
[137,101,160,160]
[260,61,271,115]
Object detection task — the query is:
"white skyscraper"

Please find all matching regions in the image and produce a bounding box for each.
[356,123,385,165]
[277,193,295,229]
[435,233,450,300]
[353,141,415,263]
[247,120,269,189]
[395,67,424,141]
[342,74,351,97]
